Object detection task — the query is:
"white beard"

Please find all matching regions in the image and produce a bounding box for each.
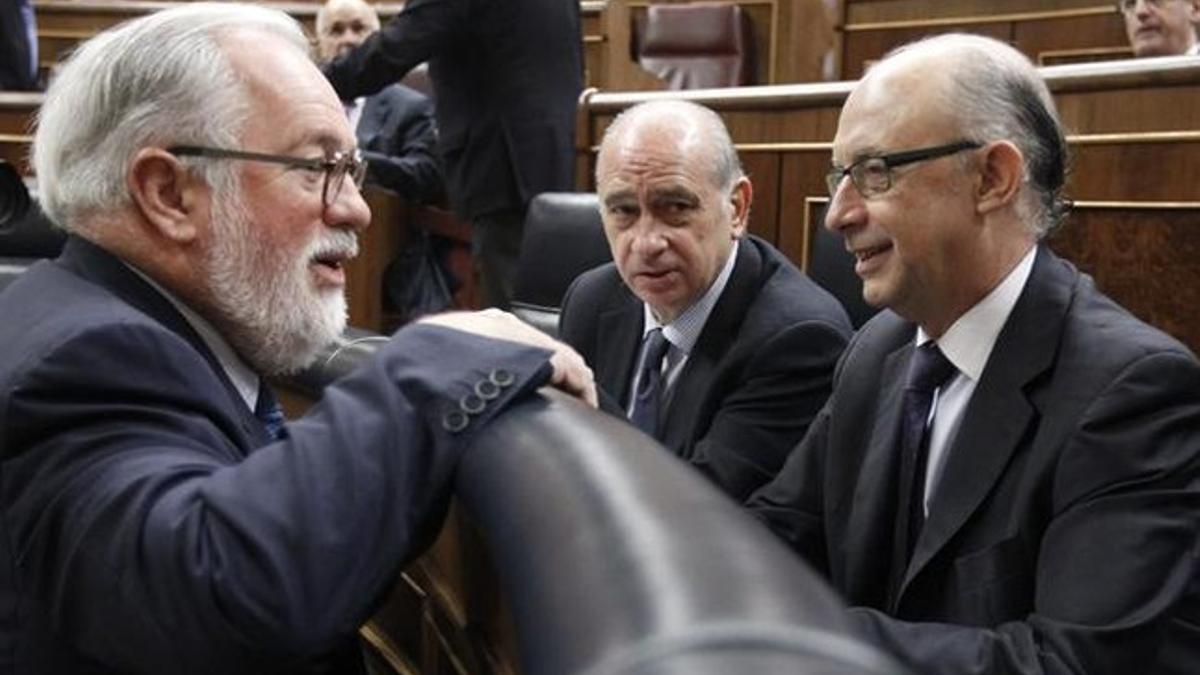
[203,190,356,376]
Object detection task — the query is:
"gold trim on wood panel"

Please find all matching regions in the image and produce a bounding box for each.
[0,133,32,143]
[1038,46,1132,66]
[360,622,420,675]
[801,196,830,272]
[1072,200,1200,209]
[737,142,832,152]
[844,5,1116,32]
[1066,131,1200,145]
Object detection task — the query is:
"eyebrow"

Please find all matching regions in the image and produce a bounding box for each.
[648,186,700,206]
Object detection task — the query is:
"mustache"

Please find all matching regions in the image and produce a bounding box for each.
[306,228,359,262]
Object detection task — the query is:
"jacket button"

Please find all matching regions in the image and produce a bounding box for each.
[475,379,500,400]
[489,368,515,387]
[460,393,486,415]
[442,410,469,433]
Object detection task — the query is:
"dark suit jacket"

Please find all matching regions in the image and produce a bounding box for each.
[559,235,852,501]
[748,247,1200,675]
[325,0,582,219]
[0,237,553,674]
[357,83,443,204]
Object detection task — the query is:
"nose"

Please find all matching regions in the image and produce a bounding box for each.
[824,175,867,234]
[325,179,371,234]
[630,216,669,257]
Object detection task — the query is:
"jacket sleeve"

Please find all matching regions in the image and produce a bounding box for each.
[362,91,445,203]
[2,321,551,674]
[324,0,466,100]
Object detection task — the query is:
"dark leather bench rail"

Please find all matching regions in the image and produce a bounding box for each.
[283,333,908,675]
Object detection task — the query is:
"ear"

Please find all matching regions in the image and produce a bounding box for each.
[728,176,753,238]
[975,141,1023,216]
[127,148,207,243]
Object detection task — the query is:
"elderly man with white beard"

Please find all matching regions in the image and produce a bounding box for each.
[0,4,594,674]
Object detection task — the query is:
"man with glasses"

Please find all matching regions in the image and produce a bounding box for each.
[0,4,594,673]
[748,33,1200,675]
[1119,0,1200,57]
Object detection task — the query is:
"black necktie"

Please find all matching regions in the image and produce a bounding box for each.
[255,385,289,442]
[628,328,671,436]
[897,342,957,560]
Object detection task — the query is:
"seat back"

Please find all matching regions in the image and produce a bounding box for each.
[636,3,756,89]
[808,214,878,329]
[1,162,65,291]
[512,192,612,336]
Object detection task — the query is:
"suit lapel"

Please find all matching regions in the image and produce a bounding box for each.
[594,294,643,411]
[843,341,912,608]
[659,239,761,448]
[356,92,387,145]
[902,247,1071,593]
[58,236,266,447]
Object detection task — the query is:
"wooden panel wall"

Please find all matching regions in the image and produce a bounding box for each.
[840,0,1132,78]
[578,58,1200,354]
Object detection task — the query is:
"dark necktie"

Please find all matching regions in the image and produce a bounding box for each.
[255,385,289,442]
[896,342,957,561]
[628,328,671,436]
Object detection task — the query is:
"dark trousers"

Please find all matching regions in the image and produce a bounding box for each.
[472,207,526,310]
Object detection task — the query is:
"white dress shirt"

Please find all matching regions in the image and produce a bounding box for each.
[626,239,740,415]
[914,246,1037,515]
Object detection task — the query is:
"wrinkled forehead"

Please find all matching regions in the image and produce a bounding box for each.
[832,63,957,164]
[599,115,719,187]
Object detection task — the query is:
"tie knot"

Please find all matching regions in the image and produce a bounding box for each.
[907,343,957,393]
[642,328,671,365]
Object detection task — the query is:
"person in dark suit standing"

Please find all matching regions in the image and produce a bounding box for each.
[0,5,594,673]
[315,0,443,203]
[323,0,583,310]
[747,33,1200,675]
[559,100,852,501]
[0,0,38,90]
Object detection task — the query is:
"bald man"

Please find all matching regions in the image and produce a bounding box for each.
[559,100,851,501]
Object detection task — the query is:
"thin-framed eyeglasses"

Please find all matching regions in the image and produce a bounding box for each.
[825,140,983,198]
[1116,0,1178,12]
[168,145,367,210]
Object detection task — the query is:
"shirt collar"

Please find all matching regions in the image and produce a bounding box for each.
[123,263,260,411]
[642,238,740,355]
[916,245,1037,381]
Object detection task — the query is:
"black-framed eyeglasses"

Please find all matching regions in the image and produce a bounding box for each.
[168,145,367,210]
[1116,0,1177,13]
[825,140,983,199]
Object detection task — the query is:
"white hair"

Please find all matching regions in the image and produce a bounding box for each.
[872,34,1070,237]
[33,3,311,232]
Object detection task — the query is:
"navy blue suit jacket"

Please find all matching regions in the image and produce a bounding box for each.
[559,235,852,501]
[0,237,552,674]
[357,83,443,204]
[748,247,1200,675]
[324,0,582,219]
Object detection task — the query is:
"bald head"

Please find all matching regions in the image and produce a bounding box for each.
[316,0,380,63]
[597,100,743,193]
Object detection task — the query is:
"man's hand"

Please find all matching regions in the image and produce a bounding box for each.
[419,309,598,407]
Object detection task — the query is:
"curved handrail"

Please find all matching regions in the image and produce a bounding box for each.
[283,332,907,675]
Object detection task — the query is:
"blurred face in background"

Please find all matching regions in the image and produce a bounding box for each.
[316,0,381,62]
[1120,0,1200,57]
